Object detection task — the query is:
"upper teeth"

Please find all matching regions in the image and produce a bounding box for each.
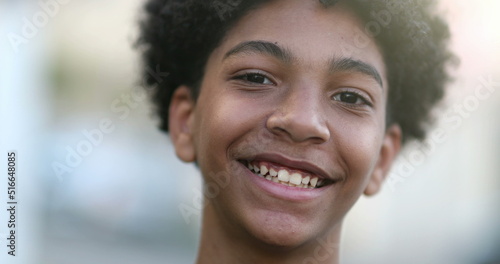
[247,161,323,188]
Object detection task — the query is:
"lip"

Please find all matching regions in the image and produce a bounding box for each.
[238,153,336,202]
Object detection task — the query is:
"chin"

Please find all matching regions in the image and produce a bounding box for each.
[250,228,310,249]
[241,208,320,249]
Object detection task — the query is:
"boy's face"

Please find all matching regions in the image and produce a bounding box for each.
[170,0,401,247]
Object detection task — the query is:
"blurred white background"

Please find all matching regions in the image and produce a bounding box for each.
[0,0,499,264]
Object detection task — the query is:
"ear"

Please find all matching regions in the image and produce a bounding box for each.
[364,124,402,196]
[169,85,196,162]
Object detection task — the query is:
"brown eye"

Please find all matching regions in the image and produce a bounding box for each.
[235,73,274,85]
[332,92,369,106]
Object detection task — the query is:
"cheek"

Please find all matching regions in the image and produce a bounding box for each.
[193,89,266,169]
[334,116,383,184]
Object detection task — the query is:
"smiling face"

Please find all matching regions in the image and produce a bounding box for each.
[169,0,401,251]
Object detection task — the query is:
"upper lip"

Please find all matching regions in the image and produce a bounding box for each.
[242,153,334,181]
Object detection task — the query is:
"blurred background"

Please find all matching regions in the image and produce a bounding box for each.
[0,0,499,263]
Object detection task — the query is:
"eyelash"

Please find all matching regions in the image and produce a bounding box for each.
[232,72,275,85]
[231,72,373,107]
[331,90,373,107]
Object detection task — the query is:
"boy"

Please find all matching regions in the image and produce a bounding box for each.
[137,0,453,263]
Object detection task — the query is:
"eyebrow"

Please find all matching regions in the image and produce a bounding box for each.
[223,40,293,63]
[224,40,383,87]
[330,58,384,87]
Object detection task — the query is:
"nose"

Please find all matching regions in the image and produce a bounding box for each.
[266,88,330,144]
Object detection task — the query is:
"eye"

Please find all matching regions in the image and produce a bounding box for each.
[233,72,274,85]
[332,91,371,106]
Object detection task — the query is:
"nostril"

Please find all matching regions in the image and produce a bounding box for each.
[267,113,330,143]
[271,127,289,136]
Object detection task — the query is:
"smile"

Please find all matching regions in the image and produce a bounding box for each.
[244,160,331,189]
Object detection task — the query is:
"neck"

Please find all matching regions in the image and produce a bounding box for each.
[195,202,341,264]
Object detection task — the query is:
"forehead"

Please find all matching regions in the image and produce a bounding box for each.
[212,0,387,87]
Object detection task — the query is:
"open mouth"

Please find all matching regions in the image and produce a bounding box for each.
[241,160,332,189]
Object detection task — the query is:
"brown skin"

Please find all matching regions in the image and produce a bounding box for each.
[169,0,401,263]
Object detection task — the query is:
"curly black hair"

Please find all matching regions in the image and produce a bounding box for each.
[136,0,454,144]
